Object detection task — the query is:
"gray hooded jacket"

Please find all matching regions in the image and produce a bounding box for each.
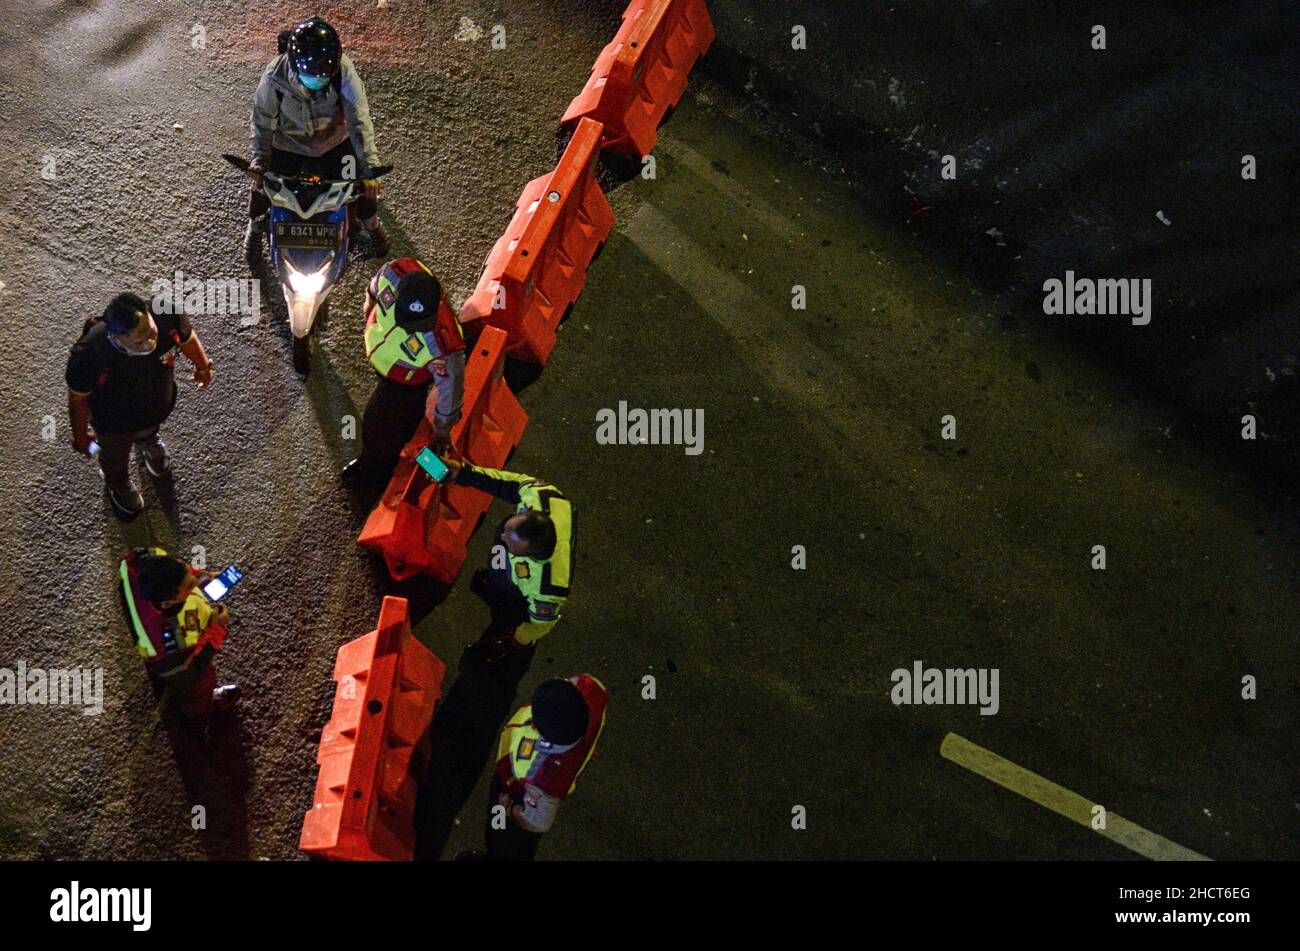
[250,53,382,177]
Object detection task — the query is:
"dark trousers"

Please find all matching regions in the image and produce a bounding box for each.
[485,776,543,861]
[97,425,161,494]
[249,140,377,220]
[149,660,217,720]
[477,564,532,637]
[359,376,430,481]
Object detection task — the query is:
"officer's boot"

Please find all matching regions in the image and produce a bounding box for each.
[470,569,494,599]
[212,685,241,711]
[341,457,387,488]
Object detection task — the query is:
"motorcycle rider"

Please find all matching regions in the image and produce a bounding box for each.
[245,16,388,263]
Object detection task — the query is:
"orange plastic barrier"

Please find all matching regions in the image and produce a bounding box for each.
[561,0,715,160]
[358,326,527,582]
[459,117,615,365]
[299,596,446,861]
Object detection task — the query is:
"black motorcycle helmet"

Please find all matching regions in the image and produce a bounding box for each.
[287,17,341,83]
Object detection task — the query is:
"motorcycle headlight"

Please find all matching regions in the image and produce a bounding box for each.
[287,266,327,296]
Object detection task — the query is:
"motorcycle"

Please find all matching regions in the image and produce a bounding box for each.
[222,153,391,373]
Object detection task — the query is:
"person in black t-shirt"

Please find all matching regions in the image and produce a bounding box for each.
[66,293,216,521]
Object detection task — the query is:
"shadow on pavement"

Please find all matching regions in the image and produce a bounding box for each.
[411,618,535,861]
[161,710,251,860]
[302,344,360,471]
[382,568,454,629]
[502,355,545,395]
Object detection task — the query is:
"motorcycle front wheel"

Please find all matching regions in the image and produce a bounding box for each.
[292,335,311,377]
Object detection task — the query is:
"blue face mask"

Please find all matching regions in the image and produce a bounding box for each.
[299,73,329,91]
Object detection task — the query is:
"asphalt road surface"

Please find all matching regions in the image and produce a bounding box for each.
[0,1,1294,860]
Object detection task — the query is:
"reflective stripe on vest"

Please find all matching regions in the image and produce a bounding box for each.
[363,259,464,381]
[364,261,432,379]
[508,484,573,601]
[119,558,157,659]
[501,708,542,784]
[497,675,608,798]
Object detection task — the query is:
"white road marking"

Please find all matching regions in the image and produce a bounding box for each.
[940,732,1211,861]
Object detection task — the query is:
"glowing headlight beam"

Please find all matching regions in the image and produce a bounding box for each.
[287,265,327,296]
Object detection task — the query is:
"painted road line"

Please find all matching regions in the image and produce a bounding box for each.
[940,732,1211,861]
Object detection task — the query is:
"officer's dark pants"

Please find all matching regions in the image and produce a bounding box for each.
[149,661,216,720]
[358,376,430,482]
[485,776,543,861]
[97,425,162,494]
[248,140,377,220]
[477,552,533,637]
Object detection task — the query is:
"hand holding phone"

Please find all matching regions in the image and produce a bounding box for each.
[416,447,450,483]
[202,565,245,602]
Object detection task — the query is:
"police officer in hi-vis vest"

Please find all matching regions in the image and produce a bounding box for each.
[342,257,466,486]
[117,548,240,720]
[441,460,574,660]
[459,675,607,861]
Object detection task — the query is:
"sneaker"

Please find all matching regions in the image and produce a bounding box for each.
[244,217,264,265]
[138,437,172,478]
[367,220,390,258]
[212,685,241,711]
[107,483,144,521]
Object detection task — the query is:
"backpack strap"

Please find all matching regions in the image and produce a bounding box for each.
[118,547,166,659]
[74,317,114,388]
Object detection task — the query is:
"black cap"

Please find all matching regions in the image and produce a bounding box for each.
[394,271,443,329]
[531,679,589,746]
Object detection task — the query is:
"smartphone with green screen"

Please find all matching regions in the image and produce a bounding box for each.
[415,447,450,483]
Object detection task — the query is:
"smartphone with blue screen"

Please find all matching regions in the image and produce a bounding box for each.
[202,565,245,602]
[416,447,450,483]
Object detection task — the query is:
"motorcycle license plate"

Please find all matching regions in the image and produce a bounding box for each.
[275,222,337,249]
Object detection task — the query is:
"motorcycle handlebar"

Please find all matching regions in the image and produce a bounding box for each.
[222,154,393,184]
